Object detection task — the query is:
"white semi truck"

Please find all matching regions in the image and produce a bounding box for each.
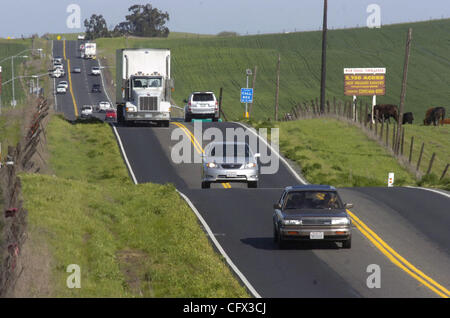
[116,48,172,127]
[82,42,96,59]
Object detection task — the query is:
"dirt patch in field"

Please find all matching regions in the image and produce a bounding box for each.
[116,249,152,297]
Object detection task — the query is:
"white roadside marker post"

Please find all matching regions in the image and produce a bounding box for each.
[388,172,394,187]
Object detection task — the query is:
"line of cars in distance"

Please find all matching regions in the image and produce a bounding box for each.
[81,101,116,120]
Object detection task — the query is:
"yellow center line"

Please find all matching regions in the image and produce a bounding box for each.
[175,122,204,154]
[66,59,78,117]
[172,122,203,154]
[63,40,66,60]
[348,210,449,298]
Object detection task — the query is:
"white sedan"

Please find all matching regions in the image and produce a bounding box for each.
[58,81,69,89]
[81,105,93,118]
[98,101,111,112]
[56,84,67,94]
[91,66,101,75]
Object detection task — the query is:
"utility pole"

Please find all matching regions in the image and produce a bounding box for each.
[275,54,280,121]
[11,56,15,107]
[319,0,328,114]
[396,28,413,154]
[248,65,257,117]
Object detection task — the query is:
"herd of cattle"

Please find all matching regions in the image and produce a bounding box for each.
[368,104,447,126]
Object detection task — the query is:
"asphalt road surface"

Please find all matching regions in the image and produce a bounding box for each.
[53,40,450,298]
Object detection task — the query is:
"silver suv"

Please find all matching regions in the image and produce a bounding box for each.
[201,141,260,188]
[184,92,219,122]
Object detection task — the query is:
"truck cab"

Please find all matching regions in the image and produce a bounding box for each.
[116,49,172,127]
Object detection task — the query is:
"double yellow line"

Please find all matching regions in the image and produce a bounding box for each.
[348,209,449,298]
[172,122,231,189]
[63,40,78,117]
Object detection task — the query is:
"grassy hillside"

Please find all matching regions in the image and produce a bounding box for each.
[20,115,248,297]
[96,19,450,121]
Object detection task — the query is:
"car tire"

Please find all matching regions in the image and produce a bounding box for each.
[212,116,219,122]
[201,181,210,189]
[273,225,278,243]
[247,181,258,188]
[185,115,192,122]
[162,120,170,127]
[277,232,286,249]
[342,238,351,249]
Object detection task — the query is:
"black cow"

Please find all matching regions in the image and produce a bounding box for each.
[402,112,414,124]
[424,107,446,126]
[373,104,399,123]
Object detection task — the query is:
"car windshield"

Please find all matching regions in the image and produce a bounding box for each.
[283,191,343,210]
[209,143,251,158]
[193,93,214,102]
[133,77,162,88]
[82,106,91,110]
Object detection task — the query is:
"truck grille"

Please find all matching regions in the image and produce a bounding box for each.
[139,96,158,111]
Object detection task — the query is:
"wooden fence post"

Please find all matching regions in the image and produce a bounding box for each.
[364,103,368,127]
[380,120,384,141]
[416,142,425,171]
[375,114,378,136]
[441,164,449,180]
[426,153,436,175]
[400,128,405,156]
[392,123,396,150]
[386,122,389,146]
[408,136,414,163]
[333,97,336,115]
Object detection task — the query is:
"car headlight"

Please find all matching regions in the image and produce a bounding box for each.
[245,162,257,168]
[331,218,350,225]
[282,219,302,225]
[206,162,218,168]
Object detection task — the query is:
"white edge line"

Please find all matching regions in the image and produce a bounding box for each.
[110,122,261,298]
[234,121,308,185]
[405,186,450,199]
[97,58,112,103]
[176,190,262,298]
[111,124,138,185]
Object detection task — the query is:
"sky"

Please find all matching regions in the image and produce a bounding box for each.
[1,0,449,38]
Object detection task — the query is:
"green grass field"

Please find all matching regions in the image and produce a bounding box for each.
[403,124,450,183]
[251,117,449,189]
[95,19,450,122]
[20,115,248,297]
[255,118,417,187]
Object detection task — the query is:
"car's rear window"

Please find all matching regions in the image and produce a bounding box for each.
[193,93,214,102]
[284,191,343,210]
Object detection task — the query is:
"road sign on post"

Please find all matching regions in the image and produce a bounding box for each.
[344,68,386,123]
[240,88,253,104]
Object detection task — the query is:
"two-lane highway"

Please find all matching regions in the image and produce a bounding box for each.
[53,40,110,121]
[54,40,450,298]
